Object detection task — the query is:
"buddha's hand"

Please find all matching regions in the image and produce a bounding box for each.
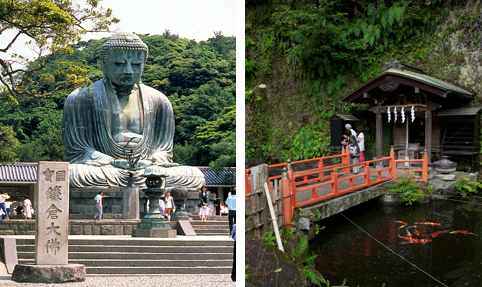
[110,159,129,170]
[84,160,103,167]
[137,160,152,169]
[161,163,180,168]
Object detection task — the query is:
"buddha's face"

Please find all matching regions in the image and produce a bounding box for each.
[104,49,145,86]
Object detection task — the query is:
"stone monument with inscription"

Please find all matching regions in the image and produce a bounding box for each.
[12,161,86,283]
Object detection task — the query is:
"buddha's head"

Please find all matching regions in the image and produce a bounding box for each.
[101,32,149,87]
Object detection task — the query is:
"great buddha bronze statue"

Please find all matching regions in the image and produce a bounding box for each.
[62,32,205,189]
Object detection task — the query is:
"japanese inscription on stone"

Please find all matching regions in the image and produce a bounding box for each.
[35,161,69,265]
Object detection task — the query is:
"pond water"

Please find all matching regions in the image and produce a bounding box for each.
[310,198,482,287]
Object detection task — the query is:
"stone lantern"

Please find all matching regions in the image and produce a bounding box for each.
[132,158,177,238]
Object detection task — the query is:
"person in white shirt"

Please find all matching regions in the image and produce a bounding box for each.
[225,185,236,234]
[23,196,33,219]
[0,192,10,220]
[357,126,365,162]
[345,123,357,138]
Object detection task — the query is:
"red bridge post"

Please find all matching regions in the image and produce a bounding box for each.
[282,165,293,227]
[422,149,428,182]
[390,145,396,179]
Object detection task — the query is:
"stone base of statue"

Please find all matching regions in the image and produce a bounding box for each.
[122,186,140,219]
[171,210,189,221]
[132,218,176,238]
[12,264,86,283]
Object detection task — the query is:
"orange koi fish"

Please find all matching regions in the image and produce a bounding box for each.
[414,230,420,236]
[401,238,432,244]
[415,222,440,226]
[431,230,449,238]
[450,230,477,235]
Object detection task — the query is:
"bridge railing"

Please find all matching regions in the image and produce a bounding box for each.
[280,147,428,225]
[245,148,348,196]
[246,147,428,226]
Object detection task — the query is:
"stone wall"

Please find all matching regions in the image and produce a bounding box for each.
[69,187,219,218]
[0,219,178,236]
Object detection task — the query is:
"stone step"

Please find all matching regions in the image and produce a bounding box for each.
[192,225,229,233]
[193,231,230,236]
[84,266,232,275]
[17,245,233,253]
[16,238,232,247]
[18,252,233,260]
[18,258,233,267]
[190,220,230,225]
[191,216,229,221]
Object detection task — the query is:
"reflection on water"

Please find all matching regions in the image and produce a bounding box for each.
[310,198,482,287]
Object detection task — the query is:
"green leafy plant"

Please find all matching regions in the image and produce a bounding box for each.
[292,236,328,287]
[455,177,482,196]
[386,174,432,205]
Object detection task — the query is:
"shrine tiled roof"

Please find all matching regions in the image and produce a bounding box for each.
[0,163,37,182]
[199,167,236,186]
[387,68,472,97]
[343,67,473,103]
[0,163,236,186]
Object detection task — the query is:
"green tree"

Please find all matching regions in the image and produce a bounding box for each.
[0,0,119,100]
[0,123,20,164]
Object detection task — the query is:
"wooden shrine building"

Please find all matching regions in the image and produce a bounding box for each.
[342,59,479,169]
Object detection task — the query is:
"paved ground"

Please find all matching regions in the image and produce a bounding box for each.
[0,275,236,286]
[0,235,237,286]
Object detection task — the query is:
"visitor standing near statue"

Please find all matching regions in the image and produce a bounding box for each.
[0,191,10,220]
[23,196,33,219]
[225,186,236,234]
[164,191,174,222]
[94,191,109,221]
[198,186,210,221]
[62,32,205,190]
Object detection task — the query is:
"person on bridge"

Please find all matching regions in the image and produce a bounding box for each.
[356,126,365,162]
[345,123,357,138]
[343,130,360,174]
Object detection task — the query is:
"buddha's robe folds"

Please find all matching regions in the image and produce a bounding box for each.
[62,79,205,189]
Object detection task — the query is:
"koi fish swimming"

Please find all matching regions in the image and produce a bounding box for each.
[395,221,477,244]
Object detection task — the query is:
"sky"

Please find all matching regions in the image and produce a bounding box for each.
[0,0,237,62]
[82,0,237,41]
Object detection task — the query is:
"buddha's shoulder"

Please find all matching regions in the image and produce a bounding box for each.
[138,83,168,99]
[66,80,104,102]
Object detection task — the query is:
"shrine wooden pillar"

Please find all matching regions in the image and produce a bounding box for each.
[376,107,383,168]
[424,109,432,163]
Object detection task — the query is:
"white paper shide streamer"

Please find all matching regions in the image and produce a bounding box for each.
[394,107,397,123]
[401,107,405,123]
[387,107,391,123]
[411,106,415,122]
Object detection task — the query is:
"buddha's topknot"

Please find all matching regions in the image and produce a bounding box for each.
[100,32,149,62]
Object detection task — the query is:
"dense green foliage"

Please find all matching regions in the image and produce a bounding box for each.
[0,32,236,167]
[455,177,481,196]
[246,0,481,165]
[0,0,119,100]
[386,174,432,205]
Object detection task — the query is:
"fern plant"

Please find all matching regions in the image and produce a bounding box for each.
[292,236,331,287]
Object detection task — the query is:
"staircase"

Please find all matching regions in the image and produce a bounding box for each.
[191,215,232,236]
[15,236,234,274]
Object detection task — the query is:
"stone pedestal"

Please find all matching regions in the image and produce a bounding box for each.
[132,218,177,238]
[12,264,86,283]
[434,173,455,181]
[171,187,189,220]
[122,186,139,219]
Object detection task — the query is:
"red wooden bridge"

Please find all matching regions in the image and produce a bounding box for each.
[245,146,428,226]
